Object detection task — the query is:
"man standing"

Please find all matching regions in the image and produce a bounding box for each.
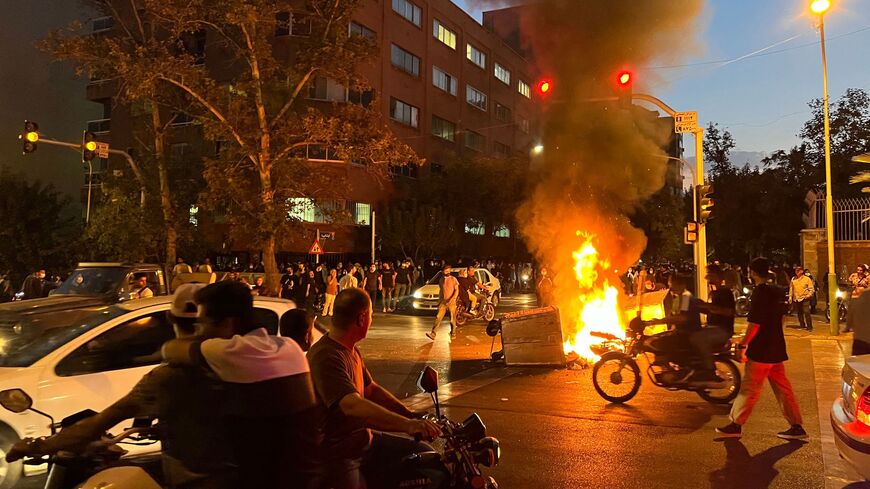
[308,289,440,489]
[426,265,459,340]
[381,262,396,312]
[394,261,413,304]
[361,264,381,306]
[788,265,815,332]
[19,269,46,300]
[173,257,192,276]
[339,269,359,291]
[280,266,295,299]
[716,257,807,440]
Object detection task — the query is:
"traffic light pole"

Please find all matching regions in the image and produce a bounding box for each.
[36,137,146,210]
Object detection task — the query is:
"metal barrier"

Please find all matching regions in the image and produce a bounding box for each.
[810,194,870,241]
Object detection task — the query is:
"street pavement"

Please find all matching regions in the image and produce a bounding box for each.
[358,294,869,489]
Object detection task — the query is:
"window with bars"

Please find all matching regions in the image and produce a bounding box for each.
[466,43,486,69]
[390,98,419,128]
[493,224,511,238]
[433,20,457,49]
[431,116,456,142]
[495,103,512,122]
[518,80,531,98]
[432,66,458,95]
[494,63,511,85]
[465,220,485,235]
[391,44,420,77]
[392,0,422,26]
[465,130,485,152]
[466,85,487,111]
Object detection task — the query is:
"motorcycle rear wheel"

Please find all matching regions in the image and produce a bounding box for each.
[483,304,496,321]
[456,305,469,326]
[696,359,741,404]
[592,355,641,404]
[735,298,750,317]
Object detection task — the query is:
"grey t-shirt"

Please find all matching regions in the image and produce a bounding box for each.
[307,334,373,459]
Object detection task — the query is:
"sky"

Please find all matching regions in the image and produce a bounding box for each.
[459,0,870,166]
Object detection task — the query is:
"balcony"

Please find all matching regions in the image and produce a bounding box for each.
[87,119,111,135]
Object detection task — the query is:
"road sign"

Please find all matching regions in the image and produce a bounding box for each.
[95,142,110,158]
[319,231,335,240]
[309,240,324,255]
[674,111,698,134]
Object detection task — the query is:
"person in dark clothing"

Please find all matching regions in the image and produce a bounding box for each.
[692,265,735,383]
[394,261,413,303]
[361,264,381,305]
[280,309,315,352]
[306,270,320,308]
[280,266,295,300]
[456,268,474,311]
[19,270,46,300]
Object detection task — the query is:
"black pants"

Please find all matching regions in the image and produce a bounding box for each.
[327,432,432,489]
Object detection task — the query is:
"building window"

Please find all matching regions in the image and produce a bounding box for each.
[390,98,419,128]
[519,117,530,134]
[349,21,375,40]
[465,220,485,235]
[466,85,487,111]
[433,20,456,49]
[494,141,511,157]
[92,16,114,32]
[494,63,511,85]
[495,103,512,122]
[354,203,372,225]
[288,198,316,222]
[431,116,455,142]
[276,12,311,37]
[348,89,374,107]
[392,0,422,27]
[391,44,420,77]
[465,130,485,152]
[390,164,419,179]
[308,77,348,102]
[466,43,486,69]
[432,66,457,95]
[493,224,510,238]
[189,205,199,227]
[518,80,531,98]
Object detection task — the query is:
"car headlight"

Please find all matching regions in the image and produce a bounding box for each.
[413,290,423,299]
[521,274,529,281]
[835,289,845,299]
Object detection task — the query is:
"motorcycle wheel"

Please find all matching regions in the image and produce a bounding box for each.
[592,354,641,404]
[696,359,741,404]
[735,298,750,317]
[456,305,469,326]
[483,304,496,321]
[839,304,847,323]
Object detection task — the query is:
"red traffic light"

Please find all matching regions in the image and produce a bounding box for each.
[536,78,553,96]
[616,70,633,87]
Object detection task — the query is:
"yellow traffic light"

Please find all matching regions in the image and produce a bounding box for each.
[84,141,98,152]
[25,131,39,143]
[21,120,39,154]
[696,184,715,222]
[82,131,98,162]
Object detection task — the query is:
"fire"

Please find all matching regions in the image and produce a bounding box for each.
[562,235,630,361]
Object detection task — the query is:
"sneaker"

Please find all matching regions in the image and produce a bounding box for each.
[715,423,742,438]
[776,425,808,440]
[426,331,436,341]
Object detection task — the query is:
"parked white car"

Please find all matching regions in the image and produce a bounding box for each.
[408,267,501,312]
[0,295,302,488]
[831,353,870,480]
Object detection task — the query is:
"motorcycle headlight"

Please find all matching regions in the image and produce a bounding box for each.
[521,274,529,281]
[473,437,500,467]
[413,290,423,299]
[743,287,750,294]
[835,289,845,299]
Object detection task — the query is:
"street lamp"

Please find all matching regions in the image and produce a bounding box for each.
[811,0,838,335]
[532,144,544,155]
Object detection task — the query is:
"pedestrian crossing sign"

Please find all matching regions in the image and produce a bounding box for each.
[309,240,324,255]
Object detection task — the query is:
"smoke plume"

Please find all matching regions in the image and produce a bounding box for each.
[513,1,706,326]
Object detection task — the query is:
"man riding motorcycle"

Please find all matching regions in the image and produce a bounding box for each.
[464,266,487,313]
[691,265,735,384]
[308,288,441,489]
[5,284,237,488]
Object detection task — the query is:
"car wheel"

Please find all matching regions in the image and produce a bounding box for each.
[0,426,22,489]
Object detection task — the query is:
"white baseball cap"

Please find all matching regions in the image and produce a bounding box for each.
[170,283,205,318]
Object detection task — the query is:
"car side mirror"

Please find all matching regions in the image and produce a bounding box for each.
[0,388,33,413]
[417,366,439,393]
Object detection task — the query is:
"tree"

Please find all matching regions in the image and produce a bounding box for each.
[141,0,417,291]
[632,187,690,263]
[704,122,736,177]
[378,202,458,263]
[80,188,163,262]
[0,168,80,285]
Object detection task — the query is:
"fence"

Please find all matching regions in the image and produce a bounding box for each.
[809,194,870,241]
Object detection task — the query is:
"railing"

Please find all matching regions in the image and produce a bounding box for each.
[810,193,870,241]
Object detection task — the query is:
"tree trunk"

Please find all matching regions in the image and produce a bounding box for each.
[151,105,178,278]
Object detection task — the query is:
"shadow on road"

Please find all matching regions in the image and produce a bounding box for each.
[708,439,806,489]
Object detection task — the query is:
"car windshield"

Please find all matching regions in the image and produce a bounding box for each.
[53,268,128,296]
[426,270,465,285]
[0,307,126,367]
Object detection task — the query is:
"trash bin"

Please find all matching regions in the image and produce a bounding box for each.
[498,306,566,366]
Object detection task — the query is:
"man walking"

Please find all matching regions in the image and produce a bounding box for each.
[716,257,807,440]
[788,265,815,332]
[426,265,459,340]
[394,261,413,304]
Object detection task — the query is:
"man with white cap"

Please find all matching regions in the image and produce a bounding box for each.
[6,284,237,488]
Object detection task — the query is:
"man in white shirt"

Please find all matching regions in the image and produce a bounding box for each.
[788,266,815,332]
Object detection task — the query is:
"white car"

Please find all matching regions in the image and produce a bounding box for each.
[831,353,870,480]
[409,267,501,312]
[0,295,306,488]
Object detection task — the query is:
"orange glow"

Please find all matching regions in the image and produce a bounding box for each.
[617,71,632,86]
[24,132,38,143]
[539,81,551,93]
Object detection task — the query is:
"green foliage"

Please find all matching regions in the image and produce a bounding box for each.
[378,202,458,263]
[632,188,691,263]
[80,188,162,263]
[0,168,80,284]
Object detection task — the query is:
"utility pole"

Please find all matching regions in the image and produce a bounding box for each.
[371,210,376,264]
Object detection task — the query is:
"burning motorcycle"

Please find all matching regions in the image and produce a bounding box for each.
[456,290,496,326]
[590,317,742,404]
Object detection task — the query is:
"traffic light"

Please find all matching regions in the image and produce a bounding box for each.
[82,131,98,162]
[696,184,714,222]
[20,120,39,154]
[535,78,553,98]
[615,70,633,109]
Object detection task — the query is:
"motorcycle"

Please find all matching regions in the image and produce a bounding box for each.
[0,388,161,489]
[590,318,742,405]
[734,285,752,317]
[455,290,496,326]
[824,287,849,323]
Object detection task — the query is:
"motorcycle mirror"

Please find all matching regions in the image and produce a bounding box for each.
[417,366,439,394]
[0,388,33,413]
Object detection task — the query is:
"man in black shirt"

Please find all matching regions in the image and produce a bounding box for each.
[716,257,807,440]
[691,264,735,383]
[394,261,413,303]
[308,288,441,489]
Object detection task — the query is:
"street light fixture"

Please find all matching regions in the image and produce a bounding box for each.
[811,0,839,335]
[532,144,544,155]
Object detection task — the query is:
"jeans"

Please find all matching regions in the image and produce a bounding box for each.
[795,299,812,330]
[690,327,730,371]
[326,432,433,489]
[394,283,409,301]
[432,300,457,334]
[730,360,802,426]
[323,293,336,316]
[383,287,394,310]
